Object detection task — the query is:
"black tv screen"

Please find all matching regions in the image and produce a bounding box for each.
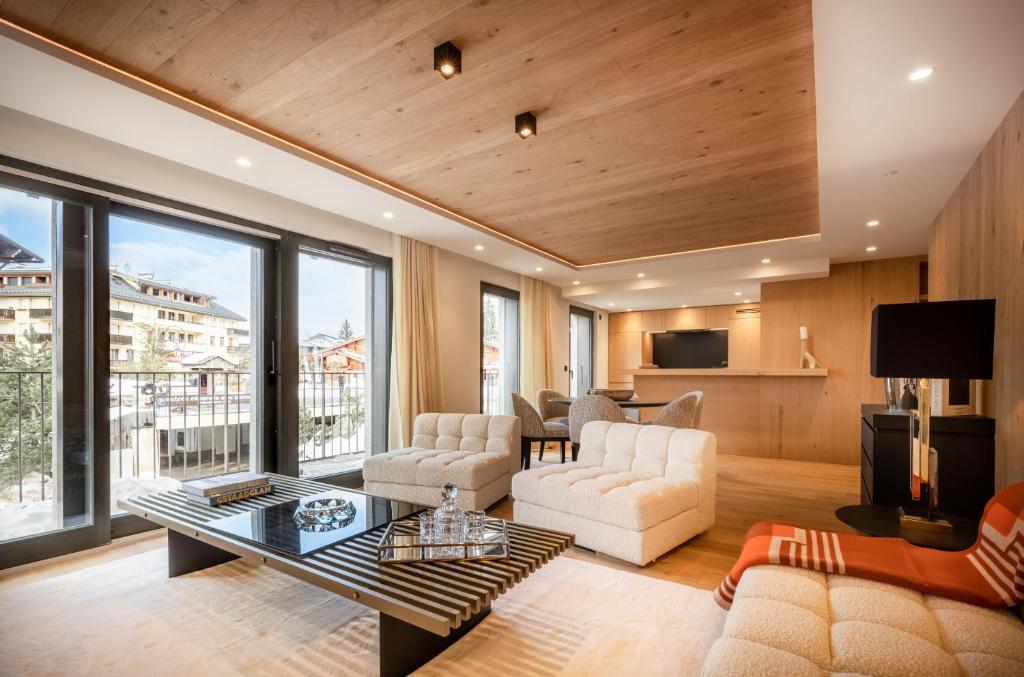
[652,330,728,368]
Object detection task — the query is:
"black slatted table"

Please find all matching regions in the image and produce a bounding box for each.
[118,474,573,677]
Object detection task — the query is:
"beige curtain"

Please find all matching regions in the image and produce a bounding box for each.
[388,235,442,447]
[520,275,556,400]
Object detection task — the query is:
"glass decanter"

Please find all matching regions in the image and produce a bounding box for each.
[432,483,466,558]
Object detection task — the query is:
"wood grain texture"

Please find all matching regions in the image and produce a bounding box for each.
[929,89,1024,489]
[759,257,924,464]
[0,0,820,267]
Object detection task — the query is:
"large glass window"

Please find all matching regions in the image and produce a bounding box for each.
[0,182,94,547]
[569,306,594,396]
[481,283,519,415]
[297,249,377,478]
[106,208,266,514]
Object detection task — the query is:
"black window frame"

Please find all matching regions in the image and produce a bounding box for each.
[480,282,520,415]
[0,154,393,565]
[569,305,596,395]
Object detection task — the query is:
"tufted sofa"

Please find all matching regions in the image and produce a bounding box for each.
[511,420,716,565]
[701,564,1024,676]
[363,413,521,511]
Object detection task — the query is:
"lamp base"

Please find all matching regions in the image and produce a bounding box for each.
[897,506,954,533]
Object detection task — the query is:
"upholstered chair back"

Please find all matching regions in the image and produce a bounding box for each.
[511,392,545,438]
[536,389,569,421]
[568,394,629,443]
[578,420,717,531]
[411,413,522,476]
[649,391,705,429]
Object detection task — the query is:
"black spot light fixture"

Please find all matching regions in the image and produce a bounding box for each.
[433,41,461,79]
[515,111,537,138]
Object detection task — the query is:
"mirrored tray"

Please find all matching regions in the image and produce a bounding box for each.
[377,517,510,563]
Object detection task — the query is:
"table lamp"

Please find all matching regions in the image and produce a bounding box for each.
[870,299,995,531]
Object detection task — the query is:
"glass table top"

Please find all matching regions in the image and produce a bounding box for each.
[204,489,426,557]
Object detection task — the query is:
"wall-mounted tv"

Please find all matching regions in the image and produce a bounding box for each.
[652,329,728,368]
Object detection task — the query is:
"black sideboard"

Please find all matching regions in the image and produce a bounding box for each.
[859,404,995,518]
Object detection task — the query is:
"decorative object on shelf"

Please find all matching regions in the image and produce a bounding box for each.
[799,325,823,369]
[870,299,996,533]
[884,377,912,410]
[899,381,918,410]
[515,111,537,138]
[433,41,461,79]
[293,495,357,532]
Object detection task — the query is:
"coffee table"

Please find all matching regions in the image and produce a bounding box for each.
[118,473,573,677]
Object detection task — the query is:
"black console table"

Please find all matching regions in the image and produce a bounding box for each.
[859,404,995,518]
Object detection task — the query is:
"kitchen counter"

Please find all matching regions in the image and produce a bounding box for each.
[627,368,828,377]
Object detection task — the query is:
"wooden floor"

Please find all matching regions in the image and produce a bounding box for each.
[1,454,859,593]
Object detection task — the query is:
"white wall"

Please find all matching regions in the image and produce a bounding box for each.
[0,106,392,254]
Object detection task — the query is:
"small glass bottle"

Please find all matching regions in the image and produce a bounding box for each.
[432,483,466,558]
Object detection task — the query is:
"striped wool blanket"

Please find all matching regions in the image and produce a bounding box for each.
[714,482,1024,610]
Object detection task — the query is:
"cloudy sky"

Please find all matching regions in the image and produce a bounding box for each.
[0,185,367,341]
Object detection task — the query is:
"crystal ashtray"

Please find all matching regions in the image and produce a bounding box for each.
[293,496,357,532]
[377,516,510,563]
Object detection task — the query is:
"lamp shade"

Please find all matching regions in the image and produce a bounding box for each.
[870,299,995,379]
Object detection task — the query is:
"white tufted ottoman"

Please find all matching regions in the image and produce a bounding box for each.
[511,421,717,565]
[701,564,1024,676]
[363,413,521,511]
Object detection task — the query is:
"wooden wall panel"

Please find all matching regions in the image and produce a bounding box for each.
[929,90,1024,489]
[728,317,761,369]
[760,257,924,464]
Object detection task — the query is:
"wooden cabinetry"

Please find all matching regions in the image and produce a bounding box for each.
[662,307,707,330]
[609,303,762,378]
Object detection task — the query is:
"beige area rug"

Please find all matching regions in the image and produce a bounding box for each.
[0,545,725,677]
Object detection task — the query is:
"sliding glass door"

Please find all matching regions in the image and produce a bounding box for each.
[105,206,270,515]
[481,283,519,415]
[569,306,594,396]
[297,247,388,478]
[0,175,106,567]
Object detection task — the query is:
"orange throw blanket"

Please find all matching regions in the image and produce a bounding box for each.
[715,482,1024,610]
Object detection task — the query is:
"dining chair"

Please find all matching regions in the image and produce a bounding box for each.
[536,389,570,426]
[646,391,704,429]
[512,392,570,469]
[567,394,628,461]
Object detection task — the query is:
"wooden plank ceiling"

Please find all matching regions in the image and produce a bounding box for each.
[0,0,820,267]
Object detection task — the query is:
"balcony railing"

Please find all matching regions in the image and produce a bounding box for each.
[298,371,366,473]
[482,367,501,415]
[110,334,133,346]
[28,308,52,318]
[0,308,15,320]
[228,328,250,336]
[110,310,134,322]
[0,371,51,504]
[0,334,15,344]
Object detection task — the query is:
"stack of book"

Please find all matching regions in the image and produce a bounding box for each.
[182,472,273,506]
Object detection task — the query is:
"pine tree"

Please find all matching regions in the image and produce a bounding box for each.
[0,328,53,493]
[338,319,354,342]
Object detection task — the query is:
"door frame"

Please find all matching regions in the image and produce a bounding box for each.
[569,306,595,396]
[479,282,520,414]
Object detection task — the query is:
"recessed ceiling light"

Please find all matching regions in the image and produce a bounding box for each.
[680,304,688,308]
[626,308,633,312]
[637,273,645,278]
[761,258,771,264]
[608,302,615,307]
[866,219,880,227]
[733,291,742,296]
[535,267,543,272]
[572,280,580,285]
[908,66,934,81]
[474,244,484,251]
[382,211,394,219]
[866,246,878,252]
[235,157,252,168]
[743,299,751,303]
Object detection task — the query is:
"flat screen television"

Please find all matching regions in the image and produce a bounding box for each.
[652,329,728,368]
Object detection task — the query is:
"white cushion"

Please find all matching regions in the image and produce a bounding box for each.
[363,413,519,491]
[701,565,1024,677]
[511,462,698,531]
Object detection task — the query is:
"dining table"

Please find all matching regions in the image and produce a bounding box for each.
[547,396,670,408]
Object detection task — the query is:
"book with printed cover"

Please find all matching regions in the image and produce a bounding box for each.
[181,471,269,497]
[186,483,275,506]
